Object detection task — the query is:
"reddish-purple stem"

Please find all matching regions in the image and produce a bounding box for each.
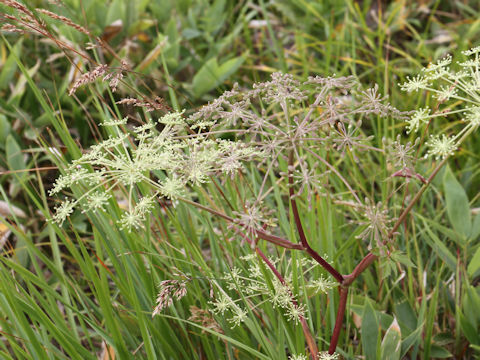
[288,152,344,283]
[328,287,349,354]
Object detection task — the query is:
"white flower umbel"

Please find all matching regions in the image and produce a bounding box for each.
[227,307,248,328]
[52,200,75,225]
[426,134,458,159]
[318,351,339,360]
[400,46,480,166]
[289,354,308,360]
[464,106,480,127]
[49,111,260,230]
[399,75,429,92]
[406,108,430,134]
[208,254,335,329]
[285,303,307,324]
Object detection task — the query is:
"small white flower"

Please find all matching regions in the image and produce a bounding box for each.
[307,276,336,294]
[158,110,186,125]
[464,106,480,127]
[448,70,469,81]
[118,211,144,231]
[406,108,430,133]
[135,196,155,215]
[458,59,480,68]
[399,75,429,92]
[462,46,480,56]
[52,200,75,225]
[318,351,339,360]
[101,117,128,126]
[289,354,308,360]
[270,281,291,308]
[423,55,452,74]
[285,303,307,324]
[210,294,233,315]
[159,176,184,199]
[228,307,248,328]
[426,134,457,159]
[82,191,111,213]
[435,85,457,102]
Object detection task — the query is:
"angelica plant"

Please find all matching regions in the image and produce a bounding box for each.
[47,48,479,359]
[50,71,411,359]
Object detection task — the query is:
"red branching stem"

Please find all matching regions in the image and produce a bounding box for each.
[328,287,349,354]
[306,248,344,283]
[179,197,304,250]
[324,157,451,354]
[342,252,378,287]
[288,152,344,283]
[388,157,448,238]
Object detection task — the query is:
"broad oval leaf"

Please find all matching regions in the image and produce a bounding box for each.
[443,165,471,241]
[381,317,401,360]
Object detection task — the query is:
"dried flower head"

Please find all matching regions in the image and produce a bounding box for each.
[354,199,392,250]
[188,306,223,334]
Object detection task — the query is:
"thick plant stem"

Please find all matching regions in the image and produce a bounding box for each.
[326,157,451,354]
[288,151,344,283]
[328,287,349,354]
[342,253,377,287]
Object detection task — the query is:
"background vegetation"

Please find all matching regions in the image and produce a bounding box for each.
[0,0,479,359]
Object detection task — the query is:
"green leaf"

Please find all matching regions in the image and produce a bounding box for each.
[401,324,423,358]
[381,317,401,360]
[9,59,41,102]
[470,212,480,240]
[459,308,480,345]
[464,286,480,328]
[391,250,416,268]
[192,55,245,98]
[443,165,471,240]
[105,0,124,27]
[362,298,379,360]
[421,219,456,271]
[468,246,480,278]
[0,39,22,90]
[6,135,26,172]
[395,300,417,331]
[430,345,453,358]
[0,114,11,148]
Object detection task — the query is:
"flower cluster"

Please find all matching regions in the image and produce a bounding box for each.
[289,352,338,360]
[50,72,405,248]
[399,47,480,159]
[208,254,336,328]
[353,199,393,251]
[49,111,261,229]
